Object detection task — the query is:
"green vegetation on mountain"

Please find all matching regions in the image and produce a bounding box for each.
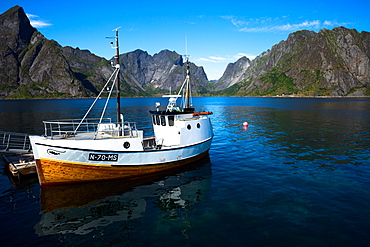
[216,28,370,96]
[0,6,369,98]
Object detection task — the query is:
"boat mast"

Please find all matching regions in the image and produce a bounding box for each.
[113,27,121,123]
[184,55,191,109]
[183,36,192,111]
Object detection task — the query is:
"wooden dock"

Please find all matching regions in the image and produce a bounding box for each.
[1,131,37,178]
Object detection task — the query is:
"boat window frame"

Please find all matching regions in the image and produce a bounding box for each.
[152,115,156,125]
[156,115,160,125]
[160,116,166,126]
[168,116,174,126]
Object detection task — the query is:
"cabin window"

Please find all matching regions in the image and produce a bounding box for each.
[152,115,156,125]
[156,115,160,125]
[168,116,174,126]
[187,124,191,130]
[160,116,166,126]
[197,123,200,129]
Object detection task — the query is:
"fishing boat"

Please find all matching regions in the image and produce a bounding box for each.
[29,28,214,186]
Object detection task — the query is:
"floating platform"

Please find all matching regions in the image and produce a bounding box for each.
[2,153,36,178]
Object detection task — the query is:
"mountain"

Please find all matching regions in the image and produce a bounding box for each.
[0,6,119,98]
[120,49,210,94]
[2,6,369,98]
[214,56,250,91]
[217,27,370,96]
[0,6,210,99]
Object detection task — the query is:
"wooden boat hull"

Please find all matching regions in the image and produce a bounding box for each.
[36,149,210,186]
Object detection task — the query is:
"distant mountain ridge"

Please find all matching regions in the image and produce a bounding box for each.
[1,6,369,98]
[217,28,370,96]
[120,49,209,94]
[0,6,210,99]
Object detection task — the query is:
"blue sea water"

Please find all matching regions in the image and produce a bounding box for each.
[0,97,369,246]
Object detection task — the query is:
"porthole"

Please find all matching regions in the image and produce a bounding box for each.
[123,142,130,149]
[197,123,200,129]
[187,124,191,130]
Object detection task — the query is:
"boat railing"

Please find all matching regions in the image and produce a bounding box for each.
[0,131,32,153]
[42,118,139,139]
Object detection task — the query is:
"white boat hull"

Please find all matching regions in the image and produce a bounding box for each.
[30,135,212,186]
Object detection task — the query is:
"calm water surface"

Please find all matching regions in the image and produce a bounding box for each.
[0,97,369,246]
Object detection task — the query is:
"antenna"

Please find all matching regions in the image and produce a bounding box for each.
[185,35,188,56]
[106,27,121,49]
[183,36,190,64]
[112,26,122,32]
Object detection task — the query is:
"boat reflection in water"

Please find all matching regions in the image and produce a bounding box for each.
[35,155,212,236]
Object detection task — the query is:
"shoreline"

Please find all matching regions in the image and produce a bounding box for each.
[1,95,370,101]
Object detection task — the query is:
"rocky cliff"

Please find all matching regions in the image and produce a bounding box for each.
[215,56,250,91]
[120,49,210,94]
[0,6,118,98]
[0,6,210,99]
[218,27,370,96]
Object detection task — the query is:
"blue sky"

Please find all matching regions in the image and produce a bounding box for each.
[2,0,370,80]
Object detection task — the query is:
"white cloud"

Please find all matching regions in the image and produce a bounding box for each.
[239,20,321,32]
[323,20,334,25]
[323,20,349,26]
[197,53,257,64]
[26,13,52,28]
[198,57,226,63]
[222,16,350,33]
[220,15,233,20]
[276,20,321,31]
[236,53,257,60]
[30,20,52,28]
[209,56,227,61]
[221,15,249,27]
[26,14,38,18]
[198,57,217,63]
